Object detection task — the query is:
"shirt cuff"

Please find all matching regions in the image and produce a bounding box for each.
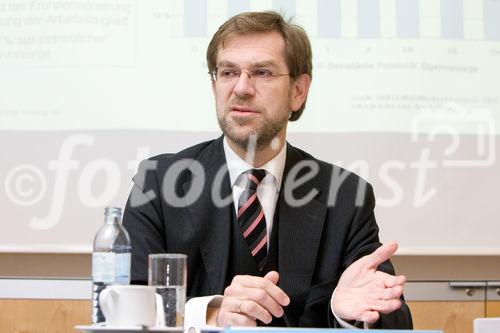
[330,288,370,329]
[185,295,223,330]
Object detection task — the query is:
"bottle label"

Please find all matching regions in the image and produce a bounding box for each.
[92,252,131,284]
[115,253,131,284]
[92,252,115,283]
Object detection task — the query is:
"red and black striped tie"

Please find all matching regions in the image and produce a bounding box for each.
[237,169,267,270]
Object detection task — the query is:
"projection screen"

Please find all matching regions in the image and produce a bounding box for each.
[1,0,499,254]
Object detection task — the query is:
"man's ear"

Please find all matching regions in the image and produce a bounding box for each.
[290,74,311,112]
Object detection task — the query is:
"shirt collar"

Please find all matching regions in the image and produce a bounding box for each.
[223,136,286,192]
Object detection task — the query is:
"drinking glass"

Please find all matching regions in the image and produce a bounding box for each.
[148,253,187,327]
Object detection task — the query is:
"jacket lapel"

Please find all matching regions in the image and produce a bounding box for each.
[278,143,327,326]
[182,136,232,295]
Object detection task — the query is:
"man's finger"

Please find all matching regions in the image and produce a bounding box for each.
[224,312,257,327]
[379,285,404,300]
[240,300,273,324]
[263,271,279,285]
[218,298,257,327]
[384,275,406,288]
[374,271,406,288]
[233,275,290,306]
[363,242,398,269]
[370,299,402,314]
[361,310,380,324]
[241,286,285,318]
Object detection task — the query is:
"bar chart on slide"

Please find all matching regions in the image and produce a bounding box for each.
[161,0,500,41]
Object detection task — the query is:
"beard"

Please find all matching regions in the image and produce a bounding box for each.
[217,106,289,152]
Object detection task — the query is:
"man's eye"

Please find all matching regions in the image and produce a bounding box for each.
[220,69,236,78]
[254,69,273,78]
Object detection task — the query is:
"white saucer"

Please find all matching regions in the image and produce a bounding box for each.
[75,324,184,333]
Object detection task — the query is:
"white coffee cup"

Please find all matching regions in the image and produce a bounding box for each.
[99,285,160,327]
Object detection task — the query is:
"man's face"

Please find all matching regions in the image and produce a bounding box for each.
[212,31,298,151]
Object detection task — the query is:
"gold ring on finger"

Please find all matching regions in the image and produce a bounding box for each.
[236,299,243,314]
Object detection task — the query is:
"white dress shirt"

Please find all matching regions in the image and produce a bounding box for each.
[223,136,286,244]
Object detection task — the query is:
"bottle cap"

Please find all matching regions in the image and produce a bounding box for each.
[105,207,122,218]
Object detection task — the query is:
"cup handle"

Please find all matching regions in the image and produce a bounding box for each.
[99,287,118,322]
[155,293,165,327]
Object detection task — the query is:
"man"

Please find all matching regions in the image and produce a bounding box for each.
[123,11,412,329]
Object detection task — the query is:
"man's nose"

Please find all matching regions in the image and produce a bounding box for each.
[233,70,256,98]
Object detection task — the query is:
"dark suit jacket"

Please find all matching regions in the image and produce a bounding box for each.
[122,136,412,328]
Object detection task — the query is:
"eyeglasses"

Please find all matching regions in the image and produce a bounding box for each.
[210,67,290,83]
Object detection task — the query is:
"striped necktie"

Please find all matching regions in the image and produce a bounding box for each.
[237,169,268,270]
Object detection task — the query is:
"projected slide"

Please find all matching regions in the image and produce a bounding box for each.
[0,0,498,133]
[0,0,499,254]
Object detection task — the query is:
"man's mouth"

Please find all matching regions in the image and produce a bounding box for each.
[230,106,258,115]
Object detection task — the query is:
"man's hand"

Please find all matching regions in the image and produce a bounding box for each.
[215,271,290,326]
[332,242,406,325]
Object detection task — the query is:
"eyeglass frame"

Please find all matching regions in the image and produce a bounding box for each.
[209,67,291,83]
